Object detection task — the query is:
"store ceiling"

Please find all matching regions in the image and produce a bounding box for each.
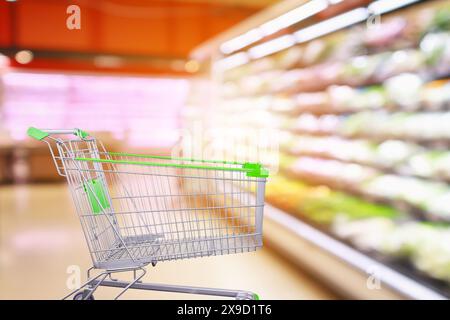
[176,0,280,9]
[0,0,276,74]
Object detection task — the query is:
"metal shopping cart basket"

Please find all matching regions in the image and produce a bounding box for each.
[27,127,268,300]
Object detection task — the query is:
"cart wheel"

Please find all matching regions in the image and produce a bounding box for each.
[73,290,95,300]
[236,292,258,300]
[151,261,157,267]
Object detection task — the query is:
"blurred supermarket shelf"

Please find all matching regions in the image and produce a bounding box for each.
[187,0,450,300]
[263,203,446,299]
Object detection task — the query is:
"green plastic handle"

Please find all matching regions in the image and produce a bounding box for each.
[27,127,49,140]
[27,127,89,140]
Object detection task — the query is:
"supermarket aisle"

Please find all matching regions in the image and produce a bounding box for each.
[0,184,337,300]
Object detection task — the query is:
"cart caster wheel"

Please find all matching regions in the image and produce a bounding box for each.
[73,290,95,300]
[151,261,157,267]
[236,292,258,300]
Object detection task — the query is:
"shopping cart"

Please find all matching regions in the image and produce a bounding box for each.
[27,127,268,300]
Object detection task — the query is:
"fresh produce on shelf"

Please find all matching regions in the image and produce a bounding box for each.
[203,0,450,294]
[384,73,424,110]
[270,75,449,115]
[362,174,448,208]
[286,156,379,185]
[380,222,450,283]
[363,18,410,50]
[286,113,341,134]
[420,32,450,77]
[280,151,450,218]
[374,140,423,167]
[422,79,450,110]
[339,111,450,141]
[284,110,450,141]
[332,216,397,252]
[266,175,399,225]
[329,84,387,112]
[283,135,422,169]
[425,192,450,218]
[333,217,450,283]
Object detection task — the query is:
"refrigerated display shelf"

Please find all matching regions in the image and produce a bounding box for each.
[281,169,417,218]
[221,45,449,99]
[282,124,450,148]
[221,1,449,83]
[264,202,447,299]
[280,166,450,223]
[270,79,450,116]
[281,148,450,184]
[189,0,450,299]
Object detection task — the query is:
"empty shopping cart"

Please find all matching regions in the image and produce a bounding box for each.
[27,127,268,300]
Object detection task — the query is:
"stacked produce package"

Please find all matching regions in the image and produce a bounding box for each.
[188,0,450,295]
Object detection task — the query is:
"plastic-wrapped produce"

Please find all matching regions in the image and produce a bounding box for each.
[381,223,450,282]
[421,79,450,110]
[333,216,396,251]
[384,73,423,110]
[420,32,450,77]
[363,175,448,207]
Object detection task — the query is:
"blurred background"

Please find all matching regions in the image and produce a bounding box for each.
[1,0,450,299]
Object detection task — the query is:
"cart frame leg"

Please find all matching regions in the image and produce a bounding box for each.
[64,266,258,300]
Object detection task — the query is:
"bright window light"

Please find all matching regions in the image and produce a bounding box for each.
[220,28,262,55]
[368,0,420,15]
[248,35,296,59]
[259,0,329,37]
[294,7,369,43]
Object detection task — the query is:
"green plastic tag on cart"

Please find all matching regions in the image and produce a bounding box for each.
[83,178,110,214]
[243,163,269,178]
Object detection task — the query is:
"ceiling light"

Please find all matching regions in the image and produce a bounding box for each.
[218,0,328,55]
[185,60,200,73]
[15,50,33,64]
[220,29,262,55]
[259,0,329,37]
[295,7,369,43]
[368,0,420,15]
[214,52,249,71]
[248,35,296,59]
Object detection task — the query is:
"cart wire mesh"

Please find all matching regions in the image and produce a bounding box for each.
[51,136,267,270]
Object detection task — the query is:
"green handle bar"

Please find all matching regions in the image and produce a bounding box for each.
[75,157,269,178]
[27,127,89,140]
[26,127,269,178]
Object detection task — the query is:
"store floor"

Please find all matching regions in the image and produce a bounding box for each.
[0,183,337,300]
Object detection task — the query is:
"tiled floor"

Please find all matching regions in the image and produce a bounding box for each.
[0,183,336,300]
